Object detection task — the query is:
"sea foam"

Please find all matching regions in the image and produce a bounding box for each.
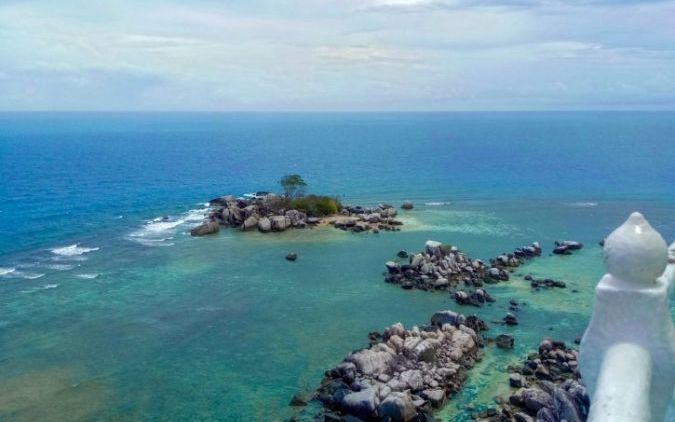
[128,207,209,247]
[565,202,598,208]
[48,264,75,271]
[0,267,16,276]
[51,244,100,257]
[16,272,46,280]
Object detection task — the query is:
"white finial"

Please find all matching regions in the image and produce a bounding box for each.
[603,212,668,284]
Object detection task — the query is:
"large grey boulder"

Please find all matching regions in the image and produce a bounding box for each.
[257,217,271,233]
[271,215,290,231]
[430,310,466,327]
[378,392,416,422]
[398,369,424,391]
[227,206,243,225]
[380,206,397,218]
[553,387,583,422]
[410,254,424,268]
[421,388,445,408]
[517,388,553,412]
[346,346,395,375]
[242,205,258,218]
[285,209,307,226]
[340,388,379,419]
[190,221,220,236]
[241,215,259,231]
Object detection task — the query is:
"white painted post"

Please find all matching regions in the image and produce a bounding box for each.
[579,212,675,422]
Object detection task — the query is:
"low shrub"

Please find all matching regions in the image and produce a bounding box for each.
[290,195,342,217]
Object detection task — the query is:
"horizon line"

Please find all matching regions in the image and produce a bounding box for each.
[1,109,675,114]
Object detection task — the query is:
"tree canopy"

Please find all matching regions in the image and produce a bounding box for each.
[279,174,307,198]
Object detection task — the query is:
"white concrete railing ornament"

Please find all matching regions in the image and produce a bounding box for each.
[579,212,675,422]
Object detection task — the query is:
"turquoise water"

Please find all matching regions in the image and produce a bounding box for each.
[0,112,673,421]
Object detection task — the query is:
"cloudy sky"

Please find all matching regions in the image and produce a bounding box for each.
[1,0,674,111]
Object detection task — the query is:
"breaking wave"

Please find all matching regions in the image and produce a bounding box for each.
[127,206,210,247]
[51,244,100,257]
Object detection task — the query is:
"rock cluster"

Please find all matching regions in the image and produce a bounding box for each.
[331,204,403,233]
[384,241,542,291]
[552,241,583,255]
[488,243,543,280]
[524,275,566,290]
[292,311,488,422]
[453,288,495,307]
[476,339,590,422]
[190,195,403,236]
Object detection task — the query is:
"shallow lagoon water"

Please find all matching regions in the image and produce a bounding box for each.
[1,113,674,421]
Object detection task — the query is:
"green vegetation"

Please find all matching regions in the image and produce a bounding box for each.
[290,195,342,217]
[279,174,307,198]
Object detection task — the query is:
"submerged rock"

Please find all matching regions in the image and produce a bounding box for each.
[553,240,584,255]
[401,201,414,210]
[286,253,298,261]
[495,334,515,349]
[190,221,220,236]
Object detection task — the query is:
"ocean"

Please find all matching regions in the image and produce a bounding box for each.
[0,112,673,421]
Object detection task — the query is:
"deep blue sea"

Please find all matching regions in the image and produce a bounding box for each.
[0,112,673,421]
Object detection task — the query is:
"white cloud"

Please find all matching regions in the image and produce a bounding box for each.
[0,0,673,110]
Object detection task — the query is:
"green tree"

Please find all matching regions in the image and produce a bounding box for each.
[279,174,307,198]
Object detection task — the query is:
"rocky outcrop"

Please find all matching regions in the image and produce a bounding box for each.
[475,339,590,422]
[552,241,583,255]
[524,275,567,290]
[331,204,403,233]
[454,288,495,307]
[487,243,543,282]
[292,311,488,421]
[401,201,414,210]
[201,195,403,236]
[384,241,542,292]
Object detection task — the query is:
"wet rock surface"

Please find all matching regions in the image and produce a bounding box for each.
[524,275,567,290]
[384,241,542,292]
[475,339,589,422]
[291,311,489,421]
[552,241,584,255]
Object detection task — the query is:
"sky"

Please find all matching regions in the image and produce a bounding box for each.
[0,0,674,111]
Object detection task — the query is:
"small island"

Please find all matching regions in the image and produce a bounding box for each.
[190,174,408,236]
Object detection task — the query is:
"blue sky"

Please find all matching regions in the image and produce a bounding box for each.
[1,0,674,111]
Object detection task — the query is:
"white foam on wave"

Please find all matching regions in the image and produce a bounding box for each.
[128,206,210,247]
[425,202,450,206]
[48,264,75,271]
[0,267,16,276]
[76,273,99,279]
[51,244,100,257]
[14,271,46,280]
[21,283,59,294]
[565,202,598,208]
